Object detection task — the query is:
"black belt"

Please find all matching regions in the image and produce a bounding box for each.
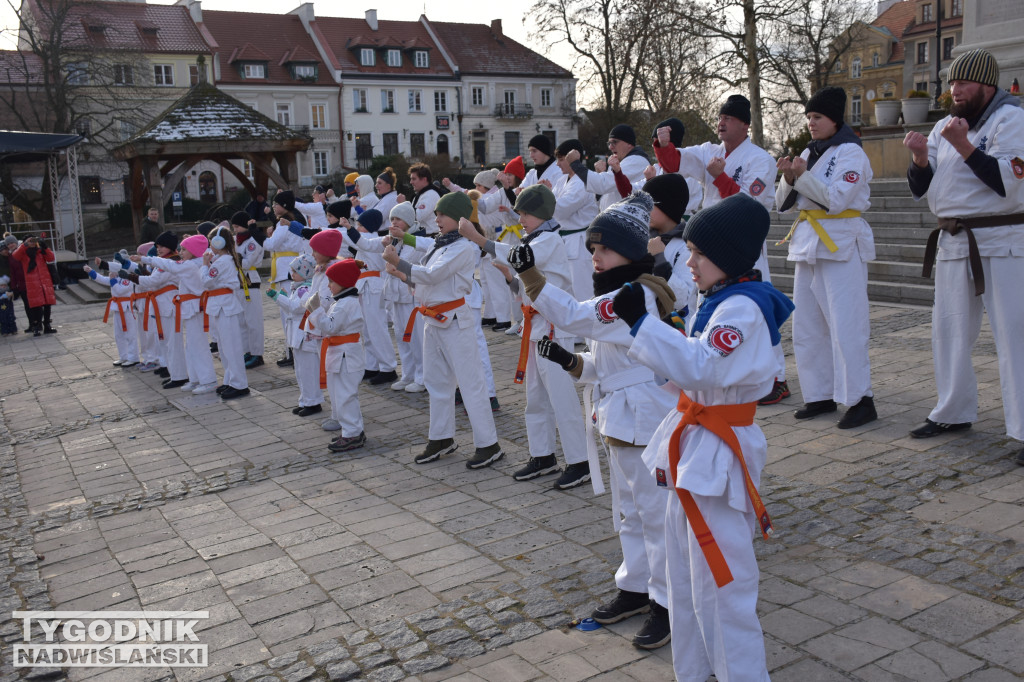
[923,212,1024,296]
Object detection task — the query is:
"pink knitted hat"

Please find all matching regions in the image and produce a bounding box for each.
[181,234,208,259]
[137,242,154,256]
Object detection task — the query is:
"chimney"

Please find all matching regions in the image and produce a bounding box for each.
[490,19,502,35]
[365,9,378,31]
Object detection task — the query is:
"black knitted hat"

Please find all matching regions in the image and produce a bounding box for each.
[555,138,585,158]
[154,230,178,251]
[719,95,751,125]
[682,194,769,278]
[326,199,352,221]
[652,118,686,147]
[230,211,250,228]
[528,134,554,157]
[608,124,636,146]
[274,190,296,212]
[642,174,689,224]
[586,192,654,262]
[805,86,846,125]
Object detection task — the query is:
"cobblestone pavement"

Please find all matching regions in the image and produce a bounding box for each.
[1,297,1021,681]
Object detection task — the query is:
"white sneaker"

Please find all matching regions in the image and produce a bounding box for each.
[505,322,522,336]
[180,382,198,392]
[321,418,341,431]
[391,378,411,390]
[192,383,217,395]
[404,382,425,393]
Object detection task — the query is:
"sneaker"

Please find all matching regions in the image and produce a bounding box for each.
[591,589,650,624]
[216,384,229,395]
[909,418,972,439]
[554,461,591,490]
[837,396,877,429]
[322,418,342,432]
[162,379,188,389]
[490,396,500,411]
[404,382,425,393]
[512,454,559,481]
[391,378,411,390]
[794,399,837,420]
[467,443,503,469]
[192,382,218,395]
[112,360,123,367]
[415,438,457,464]
[154,367,170,378]
[43,325,56,334]
[180,381,198,392]
[369,370,397,385]
[363,369,379,382]
[758,379,791,405]
[632,601,671,649]
[504,322,522,336]
[244,355,264,369]
[329,431,366,453]
[220,386,250,400]
[139,362,159,372]
[491,321,512,332]
[120,361,139,368]
[209,342,218,354]
[297,405,323,417]
[480,317,497,326]
[277,352,294,368]
[244,352,252,362]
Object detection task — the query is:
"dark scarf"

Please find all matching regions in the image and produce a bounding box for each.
[26,247,39,272]
[424,231,462,264]
[779,123,862,212]
[593,255,654,296]
[333,286,359,300]
[234,232,249,246]
[691,270,794,346]
[521,219,559,245]
[534,157,555,178]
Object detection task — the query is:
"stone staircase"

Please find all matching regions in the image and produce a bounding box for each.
[767,178,936,306]
[55,276,113,306]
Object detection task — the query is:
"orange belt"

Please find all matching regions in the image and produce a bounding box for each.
[320,333,360,388]
[668,393,772,588]
[103,296,133,332]
[358,270,380,279]
[142,284,177,339]
[299,309,314,332]
[199,288,234,332]
[173,293,200,333]
[514,305,553,384]
[402,297,465,342]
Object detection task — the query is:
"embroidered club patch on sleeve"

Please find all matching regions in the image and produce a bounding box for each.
[706,324,743,356]
[209,267,218,278]
[595,297,617,324]
[247,243,256,251]
[1012,157,1024,179]
[749,178,766,196]
[843,171,860,183]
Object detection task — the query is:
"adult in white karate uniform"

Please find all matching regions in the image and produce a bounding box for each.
[566,124,650,212]
[550,139,599,306]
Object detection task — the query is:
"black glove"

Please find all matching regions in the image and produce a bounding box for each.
[612,282,646,328]
[537,335,577,371]
[300,227,320,240]
[507,244,535,273]
[117,269,132,280]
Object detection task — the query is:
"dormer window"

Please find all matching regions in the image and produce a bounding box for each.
[243,64,266,79]
[414,50,428,68]
[360,48,375,66]
[921,3,932,22]
[294,64,316,79]
[386,49,401,67]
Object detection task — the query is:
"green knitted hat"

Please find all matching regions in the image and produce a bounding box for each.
[435,192,473,222]
[513,184,556,221]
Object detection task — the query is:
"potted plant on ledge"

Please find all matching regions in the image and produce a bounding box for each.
[902,90,931,124]
[872,97,901,126]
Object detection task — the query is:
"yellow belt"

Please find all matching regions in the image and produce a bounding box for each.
[497,224,524,242]
[778,209,861,253]
[270,251,299,288]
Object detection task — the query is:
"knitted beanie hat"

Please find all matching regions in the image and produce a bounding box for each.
[389,202,416,230]
[474,169,499,189]
[719,94,752,124]
[585,192,654,262]
[357,208,385,233]
[289,253,317,281]
[274,190,296,212]
[326,259,360,289]
[2,234,17,250]
[805,86,846,125]
[652,118,686,147]
[504,156,526,181]
[609,124,636,146]
[556,138,585,158]
[326,199,352,221]
[344,172,359,197]
[528,134,554,157]
[435,191,473,223]
[642,174,689,224]
[947,49,999,87]
[181,234,208,259]
[230,211,250,228]
[682,193,769,278]
[155,230,178,251]
[310,229,343,259]
[196,221,216,235]
[514,184,556,222]
[137,242,154,256]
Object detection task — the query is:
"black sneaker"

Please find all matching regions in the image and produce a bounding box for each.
[794,399,837,420]
[154,367,170,378]
[467,443,503,469]
[209,342,218,354]
[363,369,379,382]
[512,454,558,481]
[220,387,250,400]
[554,461,591,490]
[329,431,366,453]
[490,396,500,411]
[480,317,496,326]
[162,378,188,389]
[245,355,264,369]
[632,601,671,649]
[216,384,229,395]
[837,396,877,429]
[591,589,650,624]
[491,321,512,332]
[415,438,457,464]
[758,379,791,405]
[369,370,397,385]
[277,351,294,368]
[297,405,323,417]
[910,418,972,439]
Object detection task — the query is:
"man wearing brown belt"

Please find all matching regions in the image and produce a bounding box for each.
[904,49,1024,466]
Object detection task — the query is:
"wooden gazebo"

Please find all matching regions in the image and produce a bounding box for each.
[111,78,311,239]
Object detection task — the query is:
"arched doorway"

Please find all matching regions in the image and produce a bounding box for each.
[436,133,449,157]
[198,170,217,203]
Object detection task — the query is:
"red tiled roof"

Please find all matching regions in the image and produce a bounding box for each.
[901,15,963,38]
[0,50,45,85]
[200,10,334,86]
[314,16,453,78]
[26,0,210,54]
[428,21,572,78]
[871,0,917,62]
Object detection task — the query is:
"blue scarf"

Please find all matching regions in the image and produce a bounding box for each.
[691,275,794,346]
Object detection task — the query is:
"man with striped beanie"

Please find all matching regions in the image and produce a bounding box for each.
[904,48,1024,467]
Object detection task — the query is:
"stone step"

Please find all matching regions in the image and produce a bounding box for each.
[62,281,110,304]
[767,224,934,247]
[766,241,928,263]
[766,255,933,284]
[769,210,932,227]
[769,272,934,306]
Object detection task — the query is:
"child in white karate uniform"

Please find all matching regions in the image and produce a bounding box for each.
[85,260,139,367]
[199,225,250,400]
[231,211,265,369]
[268,254,323,417]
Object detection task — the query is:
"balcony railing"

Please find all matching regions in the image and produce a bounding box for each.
[494,103,533,119]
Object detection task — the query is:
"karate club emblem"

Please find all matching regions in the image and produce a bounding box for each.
[706,324,743,356]
[595,297,617,323]
[209,267,219,277]
[843,171,860,183]
[247,242,256,251]
[749,178,766,196]
[1012,157,1024,179]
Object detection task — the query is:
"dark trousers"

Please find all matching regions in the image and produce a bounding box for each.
[27,304,51,329]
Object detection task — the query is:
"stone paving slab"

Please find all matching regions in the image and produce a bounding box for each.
[0,298,1021,681]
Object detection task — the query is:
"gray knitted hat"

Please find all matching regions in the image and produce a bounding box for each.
[586,192,654,262]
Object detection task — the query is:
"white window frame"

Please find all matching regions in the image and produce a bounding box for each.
[471,86,485,107]
[313,151,329,176]
[386,49,401,67]
[921,3,932,22]
[414,51,429,68]
[360,48,375,66]
[275,102,292,127]
[242,160,254,179]
[381,89,396,113]
[294,64,315,78]
[872,52,879,68]
[310,103,327,129]
[834,59,842,73]
[243,64,265,79]
[408,89,422,113]
[113,64,133,86]
[354,88,369,113]
[540,88,552,108]
[434,90,447,113]
[851,95,862,125]
[851,57,861,79]
[917,41,929,65]
[153,64,173,86]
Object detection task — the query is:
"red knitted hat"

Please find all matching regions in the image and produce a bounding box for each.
[326,259,360,289]
[310,229,343,259]
[504,156,525,181]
